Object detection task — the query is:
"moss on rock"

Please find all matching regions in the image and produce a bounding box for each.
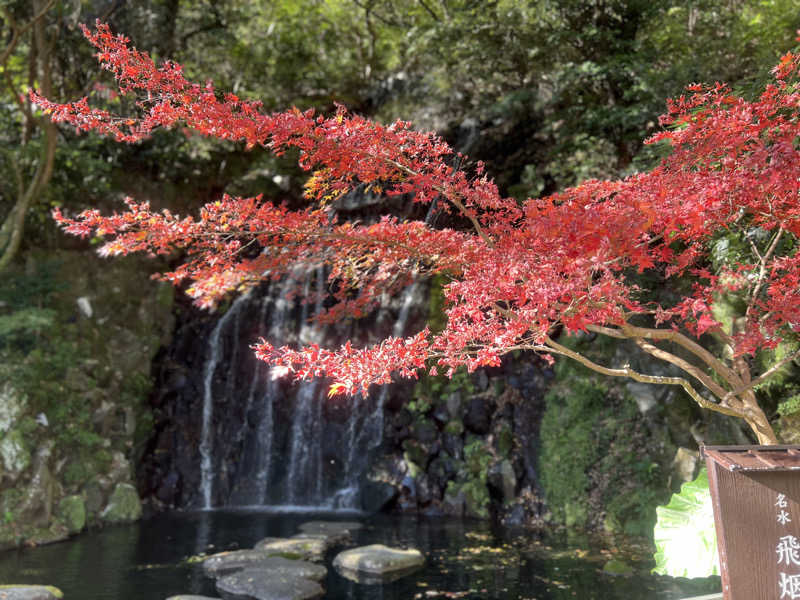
[538,375,671,538]
[0,429,30,479]
[56,495,86,534]
[100,483,142,524]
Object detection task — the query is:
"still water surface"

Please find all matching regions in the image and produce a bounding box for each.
[0,509,720,599]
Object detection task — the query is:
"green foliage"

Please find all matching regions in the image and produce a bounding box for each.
[15,344,104,453]
[426,274,448,335]
[0,261,103,457]
[464,437,492,479]
[63,450,112,488]
[778,394,800,418]
[653,469,719,578]
[0,260,66,310]
[538,375,669,537]
[0,308,56,351]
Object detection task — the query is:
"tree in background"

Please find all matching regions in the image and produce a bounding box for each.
[36,23,800,444]
[0,0,57,271]
[3,1,799,272]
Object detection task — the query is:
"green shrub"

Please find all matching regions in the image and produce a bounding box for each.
[538,375,670,537]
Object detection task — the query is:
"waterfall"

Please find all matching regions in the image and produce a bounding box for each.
[332,280,420,508]
[249,275,295,503]
[193,265,423,510]
[199,291,251,509]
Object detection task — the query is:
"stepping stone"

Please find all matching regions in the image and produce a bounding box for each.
[333,544,424,584]
[204,552,326,581]
[216,568,324,600]
[0,586,63,600]
[297,521,362,546]
[253,536,327,561]
[203,549,275,578]
[166,596,221,600]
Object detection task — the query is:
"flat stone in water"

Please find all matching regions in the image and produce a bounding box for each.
[296,521,362,548]
[202,549,275,577]
[204,552,327,581]
[333,544,424,584]
[215,568,324,600]
[0,586,63,600]
[165,596,221,600]
[253,536,327,561]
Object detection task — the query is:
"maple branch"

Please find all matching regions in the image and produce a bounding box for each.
[383,156,494,247]
[209,225,461,272]
[632,338,736,408]
[543,336,745,419]
[587,322,745,389]
[748,225,784,308]
[722,348,800,404]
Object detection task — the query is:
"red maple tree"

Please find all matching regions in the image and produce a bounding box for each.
[35,23,800,444]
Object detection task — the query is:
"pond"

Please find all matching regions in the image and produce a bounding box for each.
[0,509,720,600]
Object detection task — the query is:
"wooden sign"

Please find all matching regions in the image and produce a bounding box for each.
[704,446,800,600]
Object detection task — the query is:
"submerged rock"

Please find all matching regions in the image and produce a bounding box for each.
[0,585,63,599]
[216,568,324,600]
[333,544,424,584]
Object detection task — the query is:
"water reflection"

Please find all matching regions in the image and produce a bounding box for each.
[0,510,720,600]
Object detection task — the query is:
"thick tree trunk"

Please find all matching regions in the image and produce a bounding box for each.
[742,391,778,445]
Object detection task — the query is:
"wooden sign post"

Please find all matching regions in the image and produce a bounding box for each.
[704,446,800,600]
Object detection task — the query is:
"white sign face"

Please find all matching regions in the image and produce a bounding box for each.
[776,536,800,567]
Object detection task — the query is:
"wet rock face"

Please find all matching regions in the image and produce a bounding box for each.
[1,251,174,547]
[375,357,550,524]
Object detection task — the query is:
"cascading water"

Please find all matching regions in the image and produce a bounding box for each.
[199,292,251,509]
[285,267,325,506]
[331,280,421,508]
[195,266,421,510]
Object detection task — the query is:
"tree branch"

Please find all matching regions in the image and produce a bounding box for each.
[722,348,800,404]
[587,322,746,389]
[632,337,738,408]
[0,0,55,67]
[543,336,746,419]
